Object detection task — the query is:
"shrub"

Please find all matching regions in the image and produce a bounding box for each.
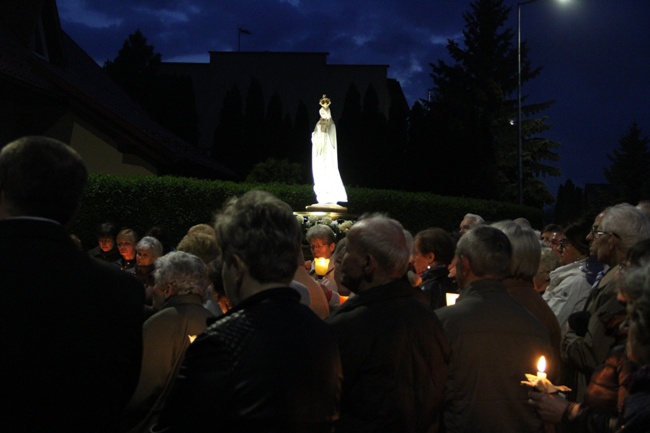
[72,174,542,250]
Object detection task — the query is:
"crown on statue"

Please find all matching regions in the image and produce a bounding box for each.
[319,94,331,106]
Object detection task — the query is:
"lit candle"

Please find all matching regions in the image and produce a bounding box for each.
[445,292,460,306]
[537,355,547,380]
[314,257,330,276]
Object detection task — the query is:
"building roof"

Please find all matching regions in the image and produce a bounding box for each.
[0,0,234,179]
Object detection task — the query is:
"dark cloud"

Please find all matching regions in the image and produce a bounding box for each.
[57,0,650,197]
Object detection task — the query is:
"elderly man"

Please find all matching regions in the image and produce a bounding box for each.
[0,136,143,432]
[156,190,341,433]
[122,251,214,433]
[435,225,553,433]
[562,203,650,399]
[458,212,484,236]
[326,214,449,433]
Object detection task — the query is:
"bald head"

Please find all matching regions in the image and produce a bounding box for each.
[341,214,410,292]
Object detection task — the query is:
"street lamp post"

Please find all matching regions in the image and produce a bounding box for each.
[517,0,542,205]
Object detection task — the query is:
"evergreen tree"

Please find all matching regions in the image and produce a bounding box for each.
[264,91,287,159]
[104,30,160,102]
[104,30,199,145]
[426,0,559,205]
[404,101,436,192]
[554,179,584,225]
[360,85,389,188]
[213,84,244,177]
[241,77,266,175]
[604,122,650,204]
[338,83,363,186]
[291,101,311,169]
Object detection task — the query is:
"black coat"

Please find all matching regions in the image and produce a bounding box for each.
[617,365,650,433]
[0,218,144,433]
[418,265,457,310]
[435,279,553,433]
[327,278,450,433]
[157,287,342,433]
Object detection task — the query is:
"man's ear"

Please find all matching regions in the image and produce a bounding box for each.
[362,254,376,280]
[163,284,175,299]
[231,254,247,285]
[460,256,471,277]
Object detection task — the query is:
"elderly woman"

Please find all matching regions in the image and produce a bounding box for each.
[529,256,650,432]
[534,247,560,294]
[115,228,138,273]
[618,266,650,432]
[122,251,214,433]
[411,227,457,309]
[492,220,562,381]
[542,219,593,329]
[135,236,164,311]
[305,224,345,304]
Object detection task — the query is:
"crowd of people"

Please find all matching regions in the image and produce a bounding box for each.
[3,135,650,433]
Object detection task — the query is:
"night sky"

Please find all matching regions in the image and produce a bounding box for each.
[56,0,650,198]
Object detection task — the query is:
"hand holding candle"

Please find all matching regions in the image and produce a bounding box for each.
[521,355,571,393]
[314,257,330,276]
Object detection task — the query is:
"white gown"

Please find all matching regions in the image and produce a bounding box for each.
[311,106,347,204]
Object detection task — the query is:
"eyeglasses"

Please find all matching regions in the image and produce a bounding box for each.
[310,243,330,250]
[590,227,620,239]
[618,260,631,273]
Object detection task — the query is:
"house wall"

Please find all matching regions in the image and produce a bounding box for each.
[50,115,157,176]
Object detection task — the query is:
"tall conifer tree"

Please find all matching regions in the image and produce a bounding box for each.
[427,0,559,205]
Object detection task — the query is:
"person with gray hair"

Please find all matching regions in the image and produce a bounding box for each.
[135,236,164,312]
[305,223,344,305]
[534,247,560,294]
[0,136,144,432]
[563,203,650,400]
[542,219,593,329]
[529,245,650,430]
[459,212,485,236]
[326,214,450,433]
[492,220,562,383]
[435,225,553,433]
[156,190,341,433]
[122,251,214,433]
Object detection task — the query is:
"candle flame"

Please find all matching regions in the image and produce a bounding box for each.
[314,257,330,276]
[537,355,546,373]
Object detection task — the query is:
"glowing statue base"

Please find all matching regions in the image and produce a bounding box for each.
[305,203,348,214]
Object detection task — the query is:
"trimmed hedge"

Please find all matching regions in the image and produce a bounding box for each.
[71,174,542,249]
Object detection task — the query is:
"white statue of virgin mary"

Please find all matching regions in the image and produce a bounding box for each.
[311,95,347,205]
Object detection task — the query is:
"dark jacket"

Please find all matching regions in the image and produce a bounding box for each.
[504,278,563,382]
[563,266,623,400]
[327,278,450,433]
[617,365,650,433]
[157,287,341,433]
[435,279,553,433]
[0,218,144,433]
[88,244,121,262]
[418,265,457,310]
